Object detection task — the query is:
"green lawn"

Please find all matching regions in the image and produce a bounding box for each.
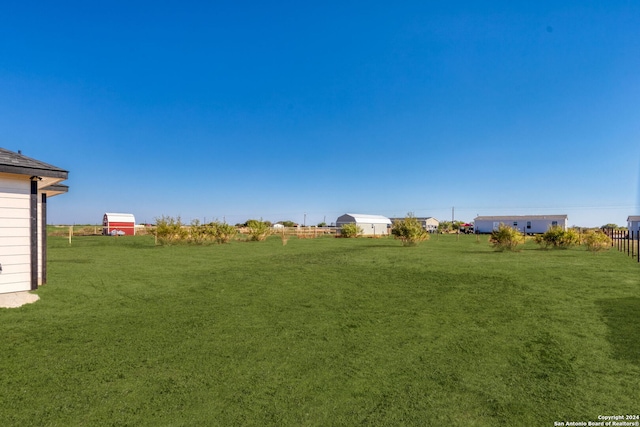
[1,235,638,426]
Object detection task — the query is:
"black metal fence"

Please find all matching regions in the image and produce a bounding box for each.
[604,229,640,263]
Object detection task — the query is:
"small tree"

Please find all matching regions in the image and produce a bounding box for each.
[391,213,429,246]
[534,226,579,249]
[583,230,611,252]
[438,221,452,233]
[489,223,524,251]
[601,223,619,230]
[188,219,208,244]
[211,221,237,244]
[246,219,272,241]
[340,223,362,238]
[155,216,188,245]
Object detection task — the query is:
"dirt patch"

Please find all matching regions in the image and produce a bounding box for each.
[0,292,39,308]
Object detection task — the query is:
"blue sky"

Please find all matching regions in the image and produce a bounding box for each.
[1,1,638,227]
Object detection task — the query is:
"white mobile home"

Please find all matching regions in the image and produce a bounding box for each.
[0,148,68,294]
[628,216,640,235]
[336,213,391,236]
[474,215,568,234]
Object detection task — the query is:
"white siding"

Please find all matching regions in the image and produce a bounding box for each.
[474,216,567,234]
[0,175,31,293]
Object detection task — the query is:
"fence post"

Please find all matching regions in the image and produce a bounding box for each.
[68,226,72,245]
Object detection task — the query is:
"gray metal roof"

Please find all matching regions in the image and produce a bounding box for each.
[337,213,392,224]
[628,216,640,221]
[0,147,68,179]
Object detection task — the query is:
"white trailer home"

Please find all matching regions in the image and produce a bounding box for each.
[0,148,68,294]
[336,213,392,236]
[474,215,568,234]
[628,216,640,236]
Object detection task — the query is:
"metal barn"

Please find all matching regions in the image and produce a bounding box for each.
[336,213,391,236]
[0,148,68,294]
[103,213,136,236]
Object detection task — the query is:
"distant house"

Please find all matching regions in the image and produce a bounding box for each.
[474,215,568,234]
[389,216,439,233]
[0,148,68,294]
[628,216,640,234]
[336,213,391,236]
[103,213,136,236]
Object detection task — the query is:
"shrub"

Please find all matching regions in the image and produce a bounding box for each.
[188,219,209,244]
[489,223,524,251]
[534,226,579,249]
[392,213,429,246]
[583,230,612,252]
[340,223,362,238]
[155,216,188,245]
[211,222,237,244]
[246,219,272,241]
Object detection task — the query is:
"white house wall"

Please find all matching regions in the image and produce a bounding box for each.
[424,218,439,231]
[0,175,31,293]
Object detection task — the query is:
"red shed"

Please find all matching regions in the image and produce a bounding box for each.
[103,213,136,236]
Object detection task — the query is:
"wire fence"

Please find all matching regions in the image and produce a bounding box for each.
[604,228,640,263]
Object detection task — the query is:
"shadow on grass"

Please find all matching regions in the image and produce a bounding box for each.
[596,297,640,367]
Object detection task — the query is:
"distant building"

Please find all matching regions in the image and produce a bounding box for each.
[628,216,640,234]
[0,148,68,294]
[474,215,568,234]
[336,213,391,236]
[103,213,136,236]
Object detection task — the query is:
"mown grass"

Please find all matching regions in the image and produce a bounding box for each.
[1,235,638,426]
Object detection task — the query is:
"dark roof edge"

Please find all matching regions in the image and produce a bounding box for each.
[42,184,69,194]
[0,164,68,179]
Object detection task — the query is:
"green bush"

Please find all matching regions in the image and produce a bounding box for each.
[583,230,612,252]
[211,222,237,244]
[188,219,209,244]
[154,216,188,245]
[534,226,579,249]
[154,217,237,245]
[246,219,272,241]
[392,213,429,246]
[340,223,362,238]
[489,223,524,251]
